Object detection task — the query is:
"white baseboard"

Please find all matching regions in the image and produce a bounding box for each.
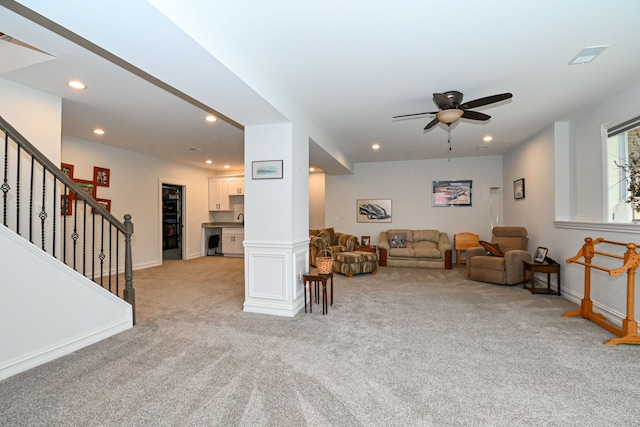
[0,317,132,381]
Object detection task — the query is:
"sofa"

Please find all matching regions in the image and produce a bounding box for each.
[309,227,358,267]
[466,226,532,285]
[378,229,452,269]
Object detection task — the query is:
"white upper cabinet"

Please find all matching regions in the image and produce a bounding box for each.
[227,177,244,195]
[208,178,230,211]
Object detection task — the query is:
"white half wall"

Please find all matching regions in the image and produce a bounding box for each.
[0,225,132,380]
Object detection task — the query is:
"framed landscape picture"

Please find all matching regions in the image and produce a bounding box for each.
[432,180,472,207]
[514,178,525,199]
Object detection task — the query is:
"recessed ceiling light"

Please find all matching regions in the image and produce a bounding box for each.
[67,80,86,90]
[205,115,217,122]
[483,136,493,142]
[309,167,315,172]
[569,45,609,65]
[93,128,104,135]
[476,145,489,150]
[224,165,230,169]
[372,144,380,150]
[205,160,213,164]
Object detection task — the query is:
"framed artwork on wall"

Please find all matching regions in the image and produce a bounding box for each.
[94,166,110,187]
[92,198,111,214]
[514,178,525,199]
[357,199,392,223]
[61,163,74,179]
[252,160,283,179]
[74,179,96,200]
[432,180,472,207]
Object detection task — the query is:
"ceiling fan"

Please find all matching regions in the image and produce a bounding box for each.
[393,90,513,131]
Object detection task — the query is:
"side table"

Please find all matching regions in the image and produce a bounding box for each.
[303,273,334,314]
[522,260,561,295]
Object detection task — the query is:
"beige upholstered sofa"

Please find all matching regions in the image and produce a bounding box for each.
[466,226,532,285]
[309,227,358,267]
[379,229,452,269]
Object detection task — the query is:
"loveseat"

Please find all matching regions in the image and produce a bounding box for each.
[379,229,452,269]
[309,227,358,267]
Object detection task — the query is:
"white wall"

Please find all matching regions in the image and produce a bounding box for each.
[62,136,212,268]
[309,172,326,229]
[325,156,503,252]
[503,80,640,327]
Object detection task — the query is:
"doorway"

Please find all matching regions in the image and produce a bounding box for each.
[162,184,183,260]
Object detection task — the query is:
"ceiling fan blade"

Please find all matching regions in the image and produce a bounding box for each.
[433,93,454,109]
[423,118,440,130]
[461,93,513,109]
[392,111,437,119]
[461,110,491,121]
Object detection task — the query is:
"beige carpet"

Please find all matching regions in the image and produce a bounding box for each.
[2,257,640,426]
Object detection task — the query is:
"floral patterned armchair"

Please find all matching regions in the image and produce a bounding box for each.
[309,227,358,266]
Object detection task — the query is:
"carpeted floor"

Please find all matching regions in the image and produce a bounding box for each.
[1,257,640,426]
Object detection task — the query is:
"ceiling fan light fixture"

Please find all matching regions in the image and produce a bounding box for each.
[436,109,463,124]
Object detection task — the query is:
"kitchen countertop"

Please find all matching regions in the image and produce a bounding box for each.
[202,222,244,228]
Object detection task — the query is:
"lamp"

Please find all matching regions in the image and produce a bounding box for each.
[436,109,463,124]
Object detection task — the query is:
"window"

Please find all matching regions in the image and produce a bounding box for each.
[606,116,640,222]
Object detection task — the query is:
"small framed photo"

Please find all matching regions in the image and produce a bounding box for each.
[252,160,283,179]
[361,235,371,247]
[534,246,548,263]
[74,179,96,200]
[92,198,111,214]
[61,194,72,216]
[61,163,74,179]
[514,178,525,199]
[94,166,110,187]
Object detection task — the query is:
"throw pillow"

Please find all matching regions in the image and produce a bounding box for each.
[479,240,504,257]
[390,232,406,248]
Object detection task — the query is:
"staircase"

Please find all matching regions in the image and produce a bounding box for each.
[0,114,136,379]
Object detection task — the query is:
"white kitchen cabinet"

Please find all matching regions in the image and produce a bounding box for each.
[227,177,244,195]
[222,227,244,256]
[208,178,230,211]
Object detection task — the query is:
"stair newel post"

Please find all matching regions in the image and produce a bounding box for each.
[122,214,135,324]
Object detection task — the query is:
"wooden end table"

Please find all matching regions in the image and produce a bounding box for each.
[303,272,333,314]
[522,260,561,295]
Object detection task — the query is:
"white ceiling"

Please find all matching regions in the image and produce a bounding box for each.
[1,0,640,175]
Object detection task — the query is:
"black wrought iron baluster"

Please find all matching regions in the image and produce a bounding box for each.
[82,200,87,275]
[52,176,57,257]
[2,131,9,226]
[39,163,47,250]
[99,215,105,288]
[115,229,120,297]
[91,210,95,282]
[17,145,22,236]
[72,196,79,270]
[108,223,113,294]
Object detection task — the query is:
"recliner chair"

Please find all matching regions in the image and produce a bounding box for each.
[466,226,532,285]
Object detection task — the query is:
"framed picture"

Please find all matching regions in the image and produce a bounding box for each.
[432,180,472,207]
[74,179,96,200]
[534,246,548,263]
[252,160,283,179]
[357,199,392,223]
[361,235,371,246]
[61,194,72,216]
[92,198,111,214]
[61,163,74,179]
[94,166,110,187]
[514,178,525,199]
